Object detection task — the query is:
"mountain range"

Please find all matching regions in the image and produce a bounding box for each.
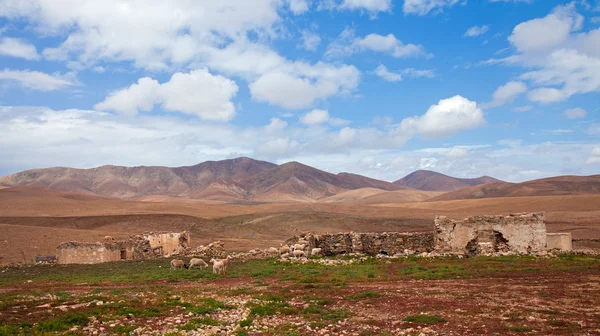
[1,157,598,203]
[0,157,494,202]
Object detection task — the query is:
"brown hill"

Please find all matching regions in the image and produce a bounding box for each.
[321,188,443,204]
[0,158,404,202]
[393,170,501,192]
[428,175,600,201]
[240,162,404,202]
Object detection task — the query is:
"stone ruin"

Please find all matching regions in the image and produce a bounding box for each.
[56,231,190,264]
[286,212,573,257]
[286,232,434,256]
[434,213,548,256]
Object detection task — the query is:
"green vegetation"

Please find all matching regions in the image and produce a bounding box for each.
[35,312,88,332]
[347,291,382,300]
[113,325,137,335]
[403,314,446,324]
[507,326,534,332]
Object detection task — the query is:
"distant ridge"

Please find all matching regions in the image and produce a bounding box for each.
[0,157,405,202]
[428,175,600,201]
[393,170,502,192]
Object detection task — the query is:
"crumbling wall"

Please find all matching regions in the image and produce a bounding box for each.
[57,242,124,264]
[286,232,434,256]
[57,231,190,264]
[434,213,547,255]
[547,233,572,251]
[143,231,190,256]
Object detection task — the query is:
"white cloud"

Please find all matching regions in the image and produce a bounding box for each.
[403,0,460,16]
[374,65,435,82]
[0,69,77,91]
[299,30,321,51]
[265,118,288,133]
[0,1,285,69]
[400,95,486,139]
[339,0,392,13]
[527,87,568,104]
[288,0,310,14]
[482,81,527,108]
[326,29,430,59]
[256,138,300,157]
[300,109,350,126]
[464,25,490,37]
[354,33,429,58]
[0,37,39,60]
[563,107,587,119]
[445,147,469,159]
[508,3,583,53]
[587,146,600,164]
[592,17,600,24]
[95,69,238,121]
[375,65,402,82]
[248,63,360,110]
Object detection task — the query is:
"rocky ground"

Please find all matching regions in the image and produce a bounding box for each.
[1,255,599,335]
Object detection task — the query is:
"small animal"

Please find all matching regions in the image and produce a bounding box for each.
[170,259,185,270]
[188,258,208,269]
[210,258,226,275]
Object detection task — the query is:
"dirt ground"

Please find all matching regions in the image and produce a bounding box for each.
[1,187,600,265]
[1,255,599,335]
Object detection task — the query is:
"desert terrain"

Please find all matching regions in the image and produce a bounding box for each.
[1,159,600,335]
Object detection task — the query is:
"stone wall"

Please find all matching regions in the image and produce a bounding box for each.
[434,213,547,255]
[57,231,189,264]
[547,233,572,251]
[286,232,434,256]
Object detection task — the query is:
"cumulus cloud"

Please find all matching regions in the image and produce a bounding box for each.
[0,37,39,60]
[0,69,77,91]
[464,25,490,37]
[265,118,288,133]
[288,0,310,14]
[318,0,392,14]
[95,69,238,121]
[299,30,321,51]
[339,0,392,13]
[482,81,527,109]
[403,0,460,16]
[508,4,583,53]
[374,65,435,82]
[485,4,600,105]
[326,29,430,59]
[248,63,359,110]
[300,109,349,126]
[400,95,486,139]
[587,146,600,164]
[563,107,587,119]
[445,147,469,159]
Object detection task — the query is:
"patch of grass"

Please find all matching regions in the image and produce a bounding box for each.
[303,304,326,315]
[239,318,253,327]
[403,314,446,324]
[51,290,72,300]
[188,298,233,315]
[507,326,534,332]
[539,292,551,298]
[248,297,297,317]
[235,329,249,336]
[113,325,136,335]
[347,291,382,300]
[323,309,350,320]
[35,312,88,332]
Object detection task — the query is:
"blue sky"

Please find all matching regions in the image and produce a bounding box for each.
[0,0,599,182]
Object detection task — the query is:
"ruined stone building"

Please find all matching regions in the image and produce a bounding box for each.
[57,231,190,264]
[287,213,573,257]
